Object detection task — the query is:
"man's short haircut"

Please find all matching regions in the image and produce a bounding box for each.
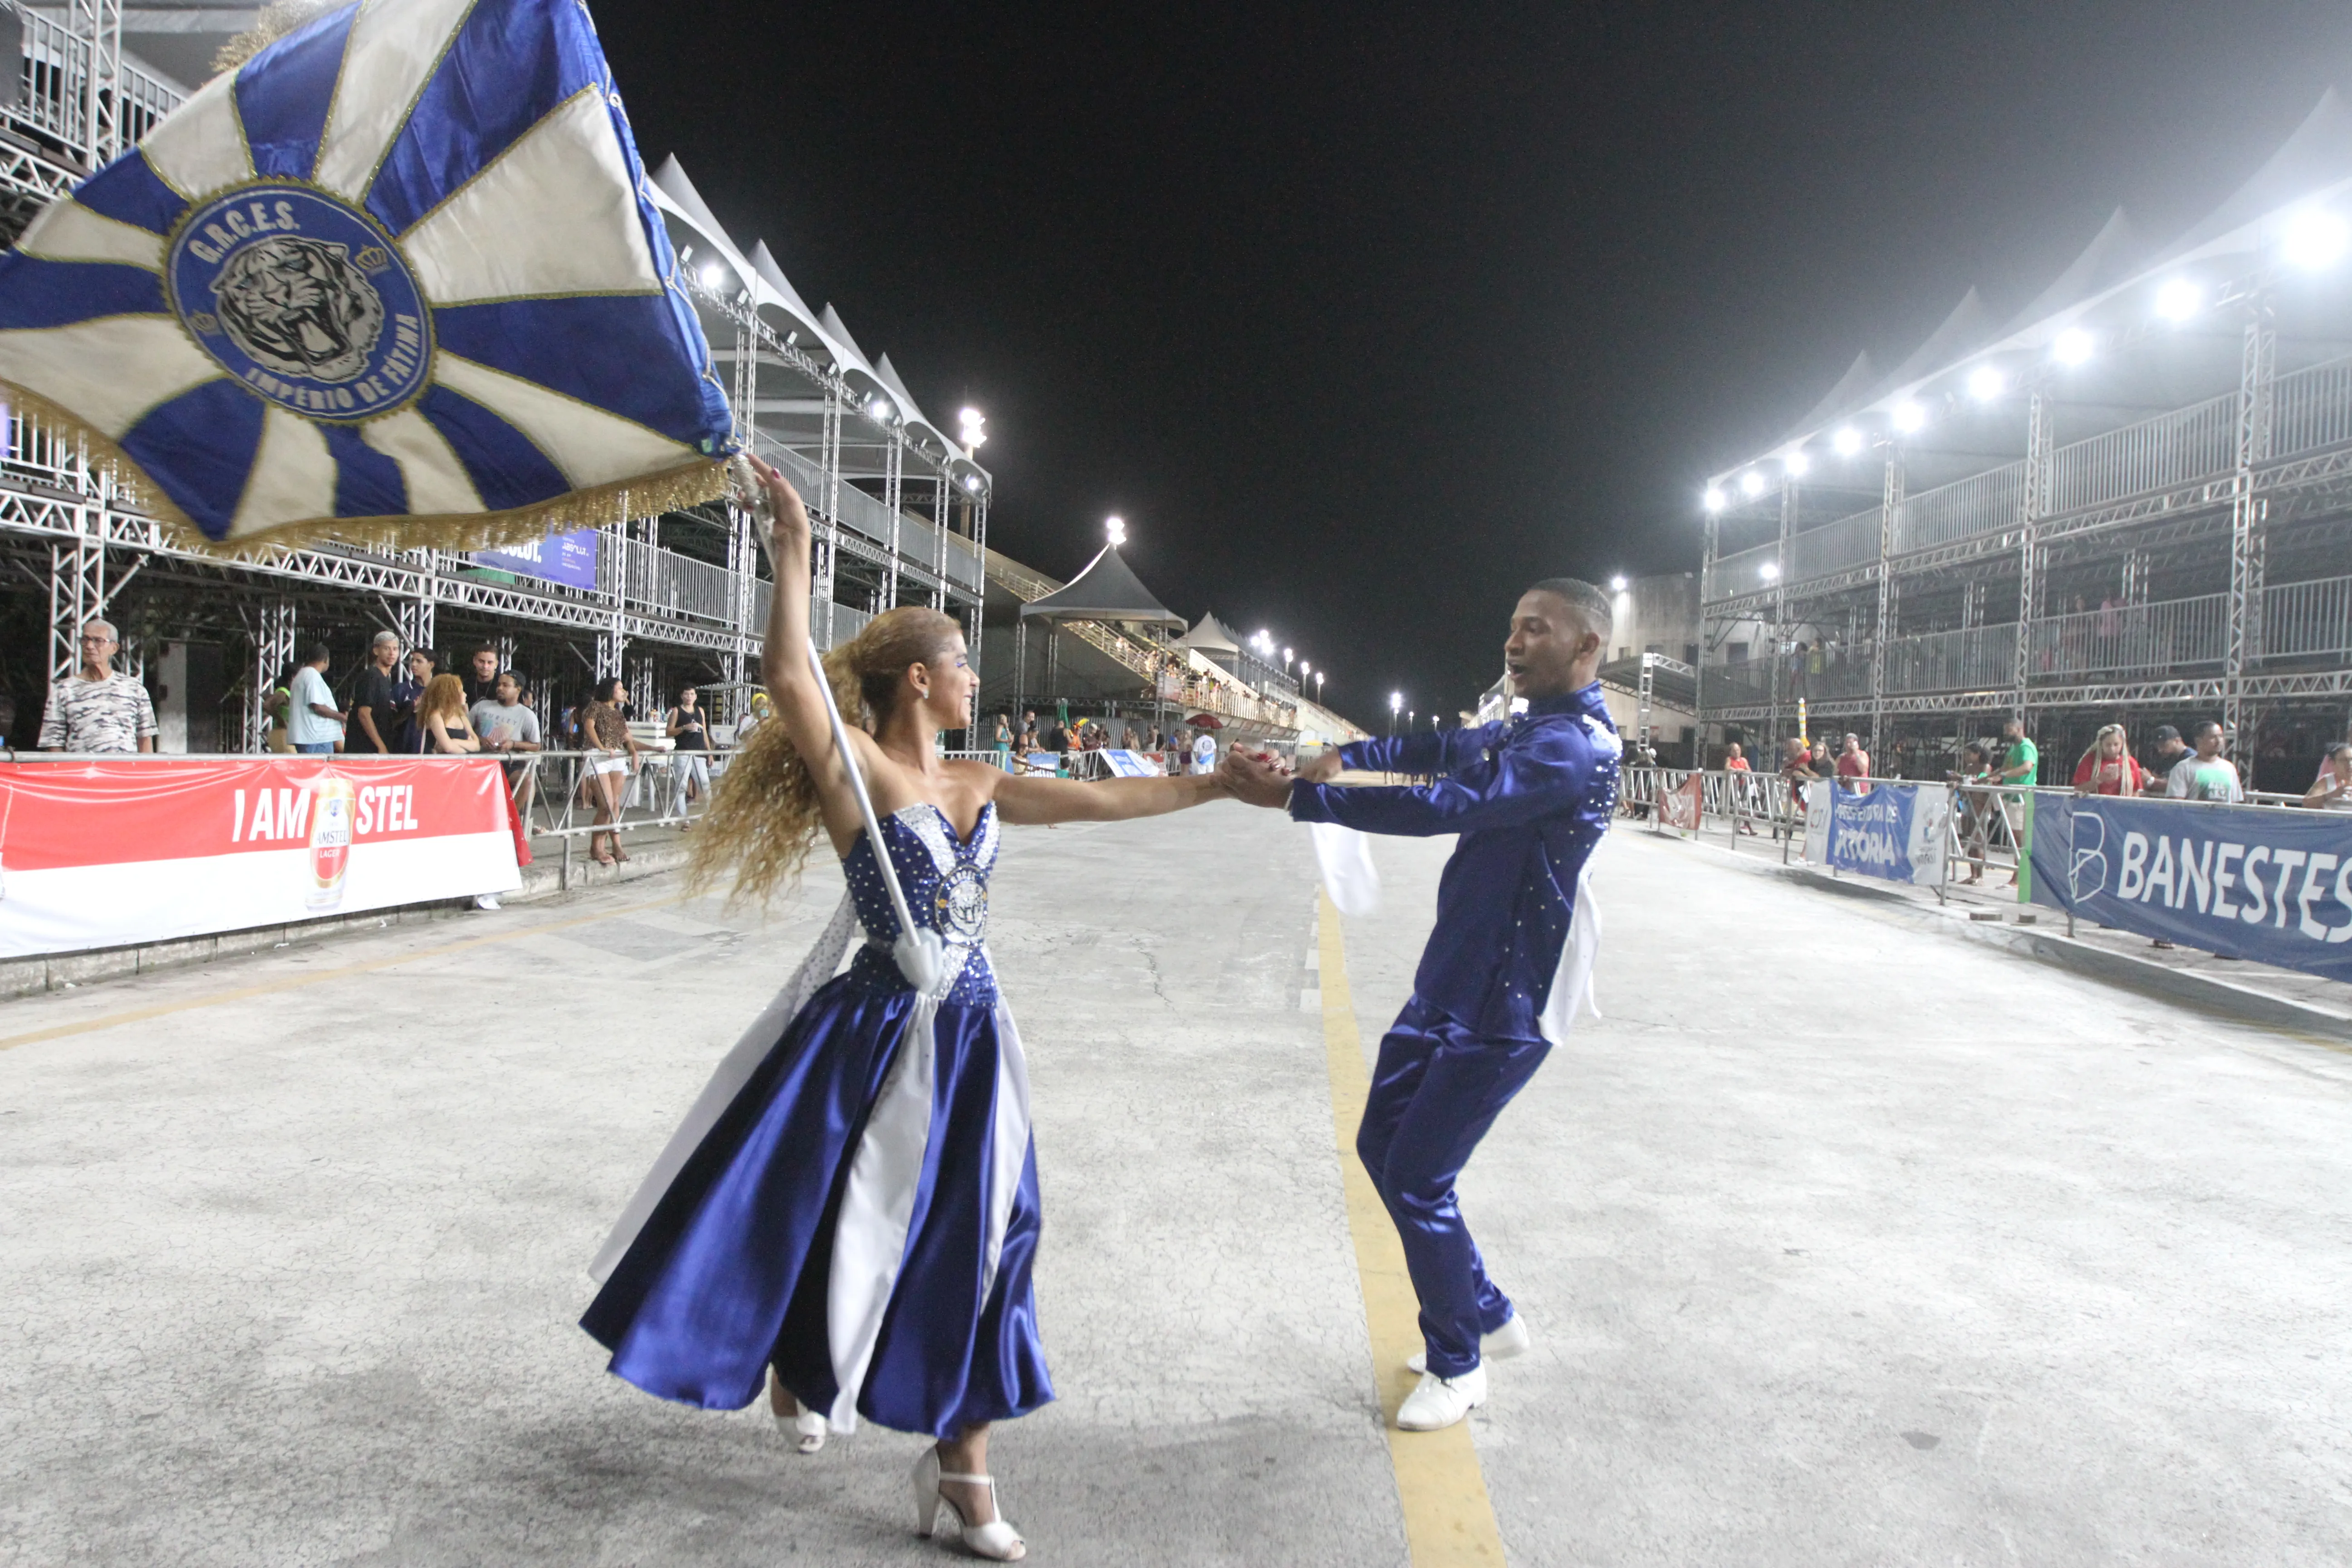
[2195,719,2222,739]
[301,641,331,665]
[372,629,401,648]
[1524,577,1613,645]
[471,643,497,659]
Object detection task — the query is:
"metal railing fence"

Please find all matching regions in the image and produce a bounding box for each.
[1790,506,1882,582]
[1884,623,2016,694]
[2024,592,2227,677]
[1896,462,2025,554]
[2048,393,2237,514]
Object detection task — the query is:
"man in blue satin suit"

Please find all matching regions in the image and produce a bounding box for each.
[1227,578,1619,1431]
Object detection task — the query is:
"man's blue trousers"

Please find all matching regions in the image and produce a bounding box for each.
[1356,994,1551,1378]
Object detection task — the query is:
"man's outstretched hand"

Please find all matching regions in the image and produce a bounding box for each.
[1219,748,1294,809]
[1294,748,1342,784]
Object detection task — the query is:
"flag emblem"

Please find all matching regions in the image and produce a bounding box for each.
[168,183,433,418]
[0,0,734,553]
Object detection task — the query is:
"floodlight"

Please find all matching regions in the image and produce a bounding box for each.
[1759,561,1781,581]
[1832,426,1864,457]
[1891,398,1926,433]
[868,393,896,419]
[1739,470,1766,497]
[1702,487,1727,512]
[1784,449,1811,478]
[1283,647,1294,661]
[1966,366,2004,402]
[698,261,725,288]
[2154,279,2200,321]
[1390,691,1403,711]
[958,407,987,446]
[962,474,982,493]
[2053,328,2094,366]
[1610,575,1629,592]
[2284,207,2350,270]
[1105,515,1126,544]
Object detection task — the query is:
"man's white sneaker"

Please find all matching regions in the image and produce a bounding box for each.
[473,894,501,911]
[1396,1364,1487,1431]
[1406,1314,1530,1374]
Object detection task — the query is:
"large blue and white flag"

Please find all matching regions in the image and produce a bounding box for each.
[0,0,733,552]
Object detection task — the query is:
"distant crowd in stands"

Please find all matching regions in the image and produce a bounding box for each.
[987,710,1223,777]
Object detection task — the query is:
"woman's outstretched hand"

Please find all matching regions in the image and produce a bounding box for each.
[1220,748,1294,809]
[745,453,810,552]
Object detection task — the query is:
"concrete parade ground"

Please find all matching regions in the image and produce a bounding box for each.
[3,803,2349,1566]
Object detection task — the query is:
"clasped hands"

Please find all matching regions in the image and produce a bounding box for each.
[1216,746,1341,808]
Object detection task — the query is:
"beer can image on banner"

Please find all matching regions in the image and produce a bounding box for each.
[306,773,357,910]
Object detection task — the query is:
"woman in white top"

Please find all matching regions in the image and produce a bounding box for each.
[2302,742,2352,810]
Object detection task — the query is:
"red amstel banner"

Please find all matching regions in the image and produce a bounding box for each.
[0,757,523,957]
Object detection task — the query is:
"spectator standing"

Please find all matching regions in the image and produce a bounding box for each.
[472,671,543,818]
[1994,718,2038,887]
[285,644,344,754]
[665,685,711,824]
[465,645,503,708]
[394,649,436,752]
[2165,721,2244,803]
[992,712,1013,768]
[415,674,480,754]
[578,679,642,865]
[1836,732,1871,793]
[348,631,404,755]
[734,691,770,746]
[1724,741,1759,834]
[2071,724,2146,795]
[1950,743,1994,883]
[38,617,157,753]
[1191,728,1217,775]
[2140,725,2188,794]
[264,664,295,753]
[2302,742,2352,811]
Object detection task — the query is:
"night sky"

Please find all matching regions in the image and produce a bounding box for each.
[597,3,2352,728]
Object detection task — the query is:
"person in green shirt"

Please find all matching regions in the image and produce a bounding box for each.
[2163,720,2245,803]
[1996,717,2038,887]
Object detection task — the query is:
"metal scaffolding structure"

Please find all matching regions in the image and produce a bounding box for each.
[1697,95,2352,790]
[0,15,992,746]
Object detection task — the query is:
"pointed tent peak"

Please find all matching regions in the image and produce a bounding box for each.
[1998,208,2140,337]
[650,156,740,261]
[1778,350,1877,447]
[746,240,819,323]
[819,304,872,371]
[1181,612,1241,653]
[872,353,930,426]
[1882,288,1994,389]
[2157,88,2352,265]
[1017,543,1185,628]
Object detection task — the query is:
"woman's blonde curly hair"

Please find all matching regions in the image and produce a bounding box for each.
[688,606,964,907]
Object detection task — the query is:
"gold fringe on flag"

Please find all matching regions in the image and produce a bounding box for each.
[1,380,730,562]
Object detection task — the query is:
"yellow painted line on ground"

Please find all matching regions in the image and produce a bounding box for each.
[1317,887,1506,1567]
[0,891,693,1054]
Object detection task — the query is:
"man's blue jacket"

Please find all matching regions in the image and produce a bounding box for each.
[1288,682,1620,1041]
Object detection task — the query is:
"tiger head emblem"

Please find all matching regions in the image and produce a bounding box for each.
[210,235,385,384]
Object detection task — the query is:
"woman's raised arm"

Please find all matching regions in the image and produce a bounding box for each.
[748,457,868,848]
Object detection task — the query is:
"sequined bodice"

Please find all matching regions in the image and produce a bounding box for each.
[842,802,1001,1006]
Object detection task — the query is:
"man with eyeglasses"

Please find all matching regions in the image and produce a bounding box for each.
[38,618,156,754]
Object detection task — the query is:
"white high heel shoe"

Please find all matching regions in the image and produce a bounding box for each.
[767,1370,825,1454]
[910,1446,1026,1561]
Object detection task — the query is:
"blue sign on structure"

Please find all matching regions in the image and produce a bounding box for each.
[2061,798,2352,981]
[1815,781,1949,886]
[472,529,600,591]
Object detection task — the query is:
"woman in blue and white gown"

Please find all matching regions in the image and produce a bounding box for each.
[582,457,1233,1562]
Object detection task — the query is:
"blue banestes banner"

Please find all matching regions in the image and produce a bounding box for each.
[1818,781,1949,886]
[2063,797,2352,980]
